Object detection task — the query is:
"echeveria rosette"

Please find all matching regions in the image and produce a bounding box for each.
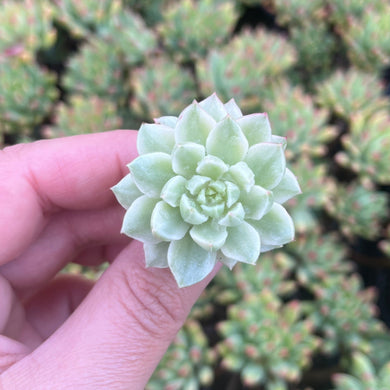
[112,94,300,288]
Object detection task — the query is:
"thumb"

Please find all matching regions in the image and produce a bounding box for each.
[1,240,219,390]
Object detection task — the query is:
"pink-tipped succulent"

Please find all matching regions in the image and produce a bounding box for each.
[112,94,300,287]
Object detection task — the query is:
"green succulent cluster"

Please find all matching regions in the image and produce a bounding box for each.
[264,81,338,159]
[341,4,390,72]
[316,69,389,120]
[325,183,388,241]
[131,55,197,119]
[218,289,320,389]
[146,320,216,390]
[197,28,296,113]
[0,59,58,137]
[158,0,237,62]
[308,274,384,355]
[285,232,353,290]
[44,95,122,138]
[0,0,56,61]
[332,352,390,390]
[336,111,390,185]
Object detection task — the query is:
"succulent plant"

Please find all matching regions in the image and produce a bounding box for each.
[285,232,354,290]
[197,29,296,113]
[63,40,129,104]
[112,93,300,287]
[43,95,122,138]
[341,5,390,72]
[263,81,338,160]
[209,251,295,306]
[146,319,216,390]
[335,110,390,185]
[273,0,326,28]
[0,58,58,136]
[316,69,389,121]
[217,289,321,389]
[131,55,197,120]
[123,0,176,26]
[97,8,157,66]
[308,274,384,355]
[53,0,120,38]
[157,0,237,62]
[0,0,56,61]
[283,156,334,234]
[332,352,390,390]
[325,182,388,241]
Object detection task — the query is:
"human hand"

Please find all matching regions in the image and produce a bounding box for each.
[0,131,218,389]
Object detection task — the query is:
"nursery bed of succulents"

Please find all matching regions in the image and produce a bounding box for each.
[1,0,390,389]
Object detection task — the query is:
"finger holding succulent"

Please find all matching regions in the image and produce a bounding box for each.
[112,94,301,287]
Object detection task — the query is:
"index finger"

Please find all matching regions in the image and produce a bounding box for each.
[0,130,137,264]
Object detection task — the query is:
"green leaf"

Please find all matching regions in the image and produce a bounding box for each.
[272,168,301,204]
[129,152,175,198]
[144,242,169,268]
[186,175,211,195]
[199,93,228,121]
[240,185,273,220]
[180,194,208,225]
[218,202,245,227]
[175,102,216,145]
[242,364,265,386]
[172,142,205,178]
[111,173,142,209]
[222,222,261,264]
[217,252,238,270]
[225,181,240,208]
[137,123,175,155]
[249,204,294,251]
[154,116,178,128]
[245,143,286,190]
[236,113,272,146]
[151,201,189,241]
[206,117,249,165]
[168,234,217,287]
[196,155,228,180]
[226,161,255,192]
[224,98,243,119]
[190,219,228,251]
[161,175,187,207]
[121,195,159,243]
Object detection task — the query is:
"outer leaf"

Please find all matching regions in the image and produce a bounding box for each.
[236,113,272,146]
[245,143,286,190]
[111,173,142,209]
[144,242,169,268]
[240,185,273,220]
[129,152,175,198]
[190,220,228,251]
[221,222,261,264]
[172,142,205,178]
[154,116,178,128]
[151,201,189,241]
[175,102,216,145]
[121,195,159,243]
[224,99,243,119]
[137,123,175,155]
[217,252,238,270]
[249,204,294,249]
[161,175,187,207]
[272,168,302,204]
[168,234,217,287]
[199,93,228,121]
[196,155,228,180]
[206,117,249,165]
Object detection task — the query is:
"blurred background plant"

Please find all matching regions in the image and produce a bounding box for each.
[1,0,390,388]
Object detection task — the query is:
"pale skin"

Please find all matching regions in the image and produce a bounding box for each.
[0,130,219,389]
